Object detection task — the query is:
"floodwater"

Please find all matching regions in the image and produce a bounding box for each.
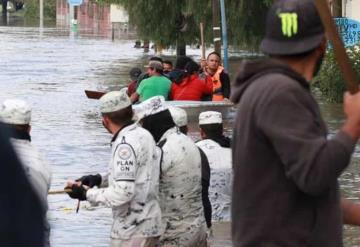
[1,14,360,247]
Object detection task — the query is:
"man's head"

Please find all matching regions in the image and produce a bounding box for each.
[133,96,175,142]
[129,67,142,81]
[169,106,188,134]
[0,99,31,132]
[185,61,200,75]
[206,52,221,71]
[260,0,324,56]
[199,111,223,139]
[260,0,326,80]
[175,56,193,70]
[146,61,164,76]
[163,60,173,74]
[99,90,133,134]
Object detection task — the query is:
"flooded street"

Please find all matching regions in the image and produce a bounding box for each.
[1,18,360,246]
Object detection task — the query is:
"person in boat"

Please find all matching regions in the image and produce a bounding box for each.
[196,111,232,224]
[168,106,212,232]
[0,99,52,247]
[168,56,193,84]
[170,60,213,101]
[162,60,173,77]
[201,52,231,101]
[65,91,162,247]
[231,0,360,246]
[136,56,163,87]
[134,96,207,246]
[126,67,142,97]
[0,123,45,247]
[130,61,171,103]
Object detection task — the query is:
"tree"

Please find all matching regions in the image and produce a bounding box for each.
[97,0,272,51]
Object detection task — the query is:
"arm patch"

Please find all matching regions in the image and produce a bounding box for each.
[113,142,137,181]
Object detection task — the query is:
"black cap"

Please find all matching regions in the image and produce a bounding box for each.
[260,0,324,56]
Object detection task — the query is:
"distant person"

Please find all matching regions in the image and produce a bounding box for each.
[0,99,51,247]
[134,96,207,246]
[170,60,213,101]
[201,52,231,101]
[0,123,45,247]
[136,56,163,87]
[163,60,173,76]
[131,61,171,103]
[65,91,162,246]
[231,0,360,246]
[127,67,142,96]
[168,56,193,84]
[196,111,232,223]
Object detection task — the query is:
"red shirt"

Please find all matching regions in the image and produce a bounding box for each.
[127,80,137,96]
[171,74,213,101]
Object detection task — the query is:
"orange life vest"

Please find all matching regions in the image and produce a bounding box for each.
[211,66,224,101]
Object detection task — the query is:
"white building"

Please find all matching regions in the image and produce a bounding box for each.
[343,0,360,21]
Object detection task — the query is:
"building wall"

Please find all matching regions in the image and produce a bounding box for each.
[344,0,360,21]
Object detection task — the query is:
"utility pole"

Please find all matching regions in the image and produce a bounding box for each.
[220,0,229,72]
[212,0,221,55]
[39,0,44,28]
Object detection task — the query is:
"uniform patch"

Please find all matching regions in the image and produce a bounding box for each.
[114,143,137,181]
[118,145,132,160]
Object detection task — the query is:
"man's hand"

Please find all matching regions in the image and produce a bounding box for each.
[200,59,207,70]
[76,174,102,188]
[65,184,88,201]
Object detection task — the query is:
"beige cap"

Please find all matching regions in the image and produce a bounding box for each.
[169,106,188,127]
[99,90,131,113]
[0,99,31,125]
[145,61,163,71]
[199,111,223,125]
[133,96,167,120]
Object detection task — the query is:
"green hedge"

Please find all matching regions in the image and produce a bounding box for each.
[315,47,360,103]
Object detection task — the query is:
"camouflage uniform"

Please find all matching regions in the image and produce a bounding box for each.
[158,127,207,246]
[0,99,52,247]
[86,123,163,243]
[196,139,232,221]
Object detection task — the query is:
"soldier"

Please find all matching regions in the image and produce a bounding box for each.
[196,111,232,222]
[134,96,207,246]
[65,91,162,247]
[168,106,212,233]
[0,99,52,247]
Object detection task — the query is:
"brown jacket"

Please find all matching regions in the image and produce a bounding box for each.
[231,59,355,247]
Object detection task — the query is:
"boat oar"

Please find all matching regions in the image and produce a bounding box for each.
[314,0,359,94]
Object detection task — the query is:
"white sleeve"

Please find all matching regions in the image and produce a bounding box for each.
[86,142,137,207]
[86,181,135,207]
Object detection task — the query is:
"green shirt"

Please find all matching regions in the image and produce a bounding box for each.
[136,75,171,102]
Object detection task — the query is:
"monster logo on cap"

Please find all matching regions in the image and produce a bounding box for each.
[278,13,298,37]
